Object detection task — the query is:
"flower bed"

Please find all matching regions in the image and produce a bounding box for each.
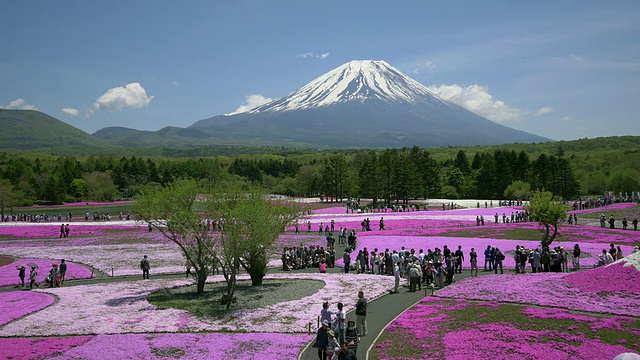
[0,224,146,239]
[0,272,394,336]
[0,258,95,286]
[434,270,640,317]
[0,245,185,277]
[0,291,55,326]
[334,235,633,269]
[371,297,638,360]
[41,333,311,360]
[0,336,94,360]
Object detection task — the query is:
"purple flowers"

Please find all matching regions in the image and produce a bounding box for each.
[0,258,95,286]
[373,297,636,360]
[0,291,54,326]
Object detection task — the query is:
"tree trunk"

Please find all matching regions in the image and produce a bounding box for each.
[197,268,208,294]
[248,267,265,286]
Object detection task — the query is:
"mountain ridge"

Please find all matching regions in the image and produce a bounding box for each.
[190,60,550,147]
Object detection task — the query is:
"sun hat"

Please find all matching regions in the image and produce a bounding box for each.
[322,319,329,326]
[328,330,334,337]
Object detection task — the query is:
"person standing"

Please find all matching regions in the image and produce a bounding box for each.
[59,224,65,238]
[455,246,464,273]
[315,320,330,360]
[355,291,367,336]
[343,250,351,274]
[59,259,67,284]
[469,248,478,277]
[483,245,492,271]
[344,320,359,353]
[572,244,581,270]
[392,261,400,293]
[493,247,504,274]
[16,265,26,287]
[29,266,39,289]
[65,224,70,237]
[335,302,346,345]
[141,255,150,279]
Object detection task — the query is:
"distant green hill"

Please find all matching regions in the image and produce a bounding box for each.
[0,109,113,151]
[93,125,319,148]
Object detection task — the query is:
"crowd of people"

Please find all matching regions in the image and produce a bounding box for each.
[315,291,366,360]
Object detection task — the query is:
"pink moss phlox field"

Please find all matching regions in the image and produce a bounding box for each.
[0,336,94,360]
[441,324,631,360]
[566,261,640,294]
[0,291,55,326]
[568,202,637,215]
[0,272,394,336]
[0,258,94,286]
[375,298,635,360]
[44,333,312,360]
[435,271,640,316]
[0,224,145,239]
[333,235,631,269]
[0,244,186,277]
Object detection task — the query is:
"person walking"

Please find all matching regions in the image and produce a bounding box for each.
[16,265,26,287]
[355,291,367,337]
[29,266,39,289]
[59,259,67,284]
[315,320,330,360]
[141,255,150,279]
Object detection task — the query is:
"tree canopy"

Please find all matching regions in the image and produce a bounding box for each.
[525,190,569,248]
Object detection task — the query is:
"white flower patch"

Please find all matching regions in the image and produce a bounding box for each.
[1,244,186,276]
[0,273,394,336]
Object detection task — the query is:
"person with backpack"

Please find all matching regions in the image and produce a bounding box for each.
[572,244,581,270]
[140,255,150,279]
[493,247,504,274]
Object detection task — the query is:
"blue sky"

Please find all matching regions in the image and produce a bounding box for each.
[1,1,639,141]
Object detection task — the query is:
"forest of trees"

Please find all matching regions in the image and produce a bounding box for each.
[1,141,639,209]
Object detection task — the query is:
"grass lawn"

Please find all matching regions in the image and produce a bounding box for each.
[148,278,324,319]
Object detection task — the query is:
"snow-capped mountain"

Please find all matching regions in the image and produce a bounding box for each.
[190,60,549,148]
[244,60,446,113]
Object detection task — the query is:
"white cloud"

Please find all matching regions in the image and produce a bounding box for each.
[298,52,330,59]
[2,98,38,110]
[535,106,554,116]
[61,107,79,116]
[93,83,154,112]
[563,116,572,121]
[428,84,524,122]
[413,61,436,74]
[226,94,273,115]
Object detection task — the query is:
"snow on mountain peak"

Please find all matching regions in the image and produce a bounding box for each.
[245,60,442,114]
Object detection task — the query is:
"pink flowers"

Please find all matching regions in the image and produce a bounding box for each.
[0,258,95,286]
[566,260,640,294]
[0,291,54,326]
[373,297,636,360]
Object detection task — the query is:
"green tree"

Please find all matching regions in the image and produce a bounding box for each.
[0,180,23,218]
[503,180,531,200]
[524,190,569,248]
[84,171,117,201]
[70,178,88,199]
[135,180,218,295]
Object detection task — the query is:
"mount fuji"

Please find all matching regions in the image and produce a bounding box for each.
[190,60,549,148]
